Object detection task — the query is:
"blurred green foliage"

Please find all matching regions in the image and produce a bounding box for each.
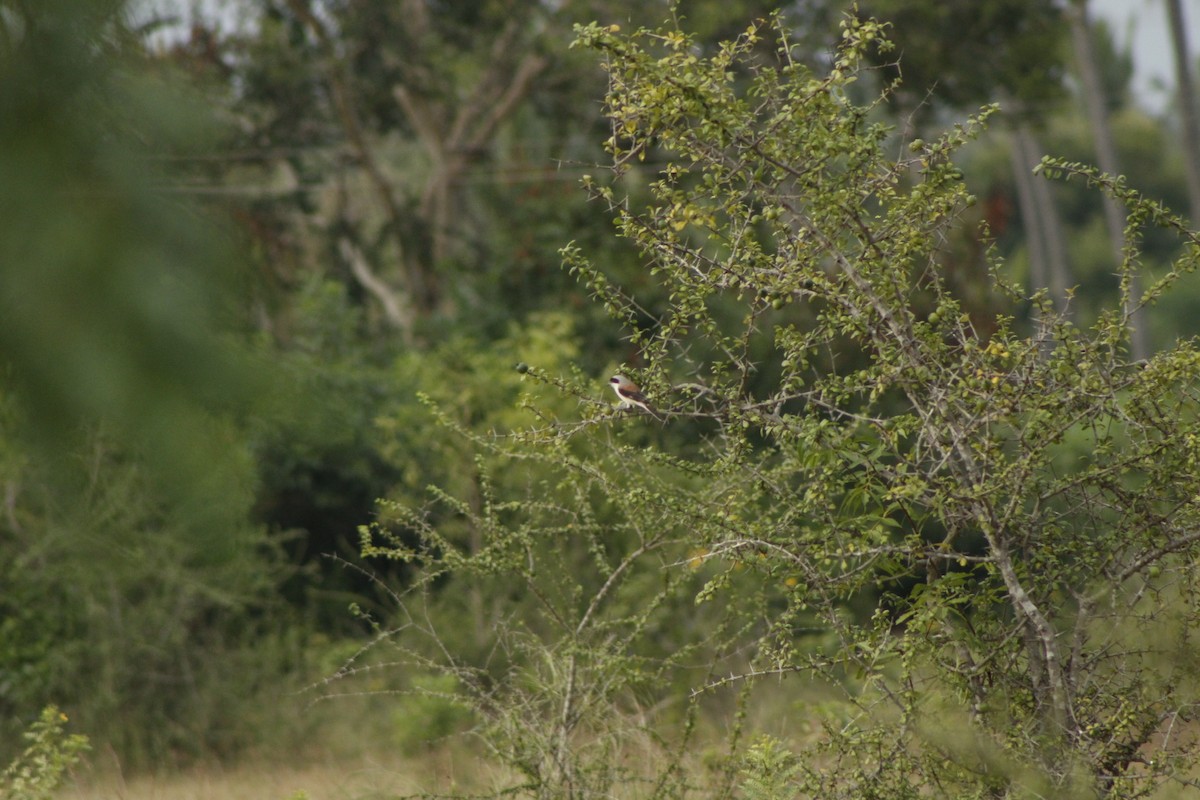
[0,0,292,765]
[0,0,255,482]
[856,0,1069,115]
[390,673,474,754]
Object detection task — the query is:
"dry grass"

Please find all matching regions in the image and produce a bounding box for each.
[60,745,504,800]
[51,675,825,800]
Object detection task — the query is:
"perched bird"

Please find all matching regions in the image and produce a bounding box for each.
[609,374,660,419]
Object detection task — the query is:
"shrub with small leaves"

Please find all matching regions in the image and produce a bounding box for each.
[738,736,802,800]
[0,706,89,800]
[354,10,1200,800]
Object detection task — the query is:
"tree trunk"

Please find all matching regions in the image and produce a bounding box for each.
[1010,129,1051,297]
[1067,0,1149,359]
[1167,0,1200,221]
[393,21,547,317]
[1012,125,1074,325]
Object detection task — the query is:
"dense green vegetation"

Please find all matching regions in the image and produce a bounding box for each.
[4,0,1200,798]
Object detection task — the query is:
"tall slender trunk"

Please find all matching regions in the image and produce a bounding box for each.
[1011,129,1051,296]
[1031,147,1074,315]
[1167,0,1200,221]
[1067,0,1149,359]
[1011,125,1074,328]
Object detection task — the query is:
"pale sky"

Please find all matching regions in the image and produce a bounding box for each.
[1092,0,1200,111]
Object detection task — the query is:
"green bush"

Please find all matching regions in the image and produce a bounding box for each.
[0,706,89,800]
[350,11,1200,799]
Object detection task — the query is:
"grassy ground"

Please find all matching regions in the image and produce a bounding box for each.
[62,745,500,800]
[51,671,811,799]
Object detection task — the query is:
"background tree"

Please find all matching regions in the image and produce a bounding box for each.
[1011,123,1074,322]
[854,0,1067,120]
[156,0,796,625]
[853,0,1078,318]
[1067,0,1148,359]
[1166,0,1200,222]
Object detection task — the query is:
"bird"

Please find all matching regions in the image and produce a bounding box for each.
[609,374,660,419]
